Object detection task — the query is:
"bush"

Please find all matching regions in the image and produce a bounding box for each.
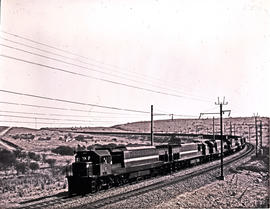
[75,135,86,142]
[0,149,16,168]
[12,134,20,140]
[28,152,41,161]
[15,162,27,174]
[29,162,39,171]
[46,158,56,168]
[20,133,35,140]
[52,146,74,156]
[38,136,51,141]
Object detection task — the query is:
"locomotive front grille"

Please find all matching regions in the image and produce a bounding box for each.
[72,162,92,177]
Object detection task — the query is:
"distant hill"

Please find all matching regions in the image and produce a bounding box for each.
[113,117,270,146]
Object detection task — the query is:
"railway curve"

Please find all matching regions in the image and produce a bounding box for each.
[18,143,254,209]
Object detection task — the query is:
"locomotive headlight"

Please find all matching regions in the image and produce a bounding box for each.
[86,164,89,168]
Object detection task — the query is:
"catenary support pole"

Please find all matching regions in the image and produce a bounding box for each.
[255,115,258,157]
[151,105,154,146]
[213,117,215,140]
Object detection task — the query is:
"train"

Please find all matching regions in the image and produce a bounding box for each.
[66,135,246,195]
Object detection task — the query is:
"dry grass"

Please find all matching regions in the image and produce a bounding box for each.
[0,117,269,208]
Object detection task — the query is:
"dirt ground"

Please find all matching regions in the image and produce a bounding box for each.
[155,151,269,208]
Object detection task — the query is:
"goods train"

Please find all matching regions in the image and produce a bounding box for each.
[66,135,246,194]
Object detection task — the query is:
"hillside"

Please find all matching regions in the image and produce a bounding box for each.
[114,117,270,146]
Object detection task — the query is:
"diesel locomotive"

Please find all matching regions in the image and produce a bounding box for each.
[66,135,246,194]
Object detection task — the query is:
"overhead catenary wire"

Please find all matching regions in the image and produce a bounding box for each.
[0,32,212,102]
[0,101,169,117]
[0,110,152,118]
[0,114,118,123]
[0,101,149,115]
[1,54,208,101]
[1,31,186,85]
[0,89,150,114]
[0,41,211,102]
[0,120,104,125]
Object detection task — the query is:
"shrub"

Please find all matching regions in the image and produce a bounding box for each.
[15,162,27,174]
[38,137,51,141]
[13,149,22,158]
[12,134,20,140]
[28,152,41,161]
[46,158,56,168]
[29,162,39,171]
[0,149,16,168]
[52,146,74,156]
[20,133,35,140]
[75,135,86,142]
[42,153,47,163]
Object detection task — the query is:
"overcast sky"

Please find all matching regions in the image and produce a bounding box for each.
[0,0,269,128]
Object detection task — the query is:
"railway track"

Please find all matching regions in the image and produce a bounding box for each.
[18,143,254,209]
[85,143,254,209]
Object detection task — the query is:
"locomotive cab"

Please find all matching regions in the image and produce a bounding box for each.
[69,150,112,177]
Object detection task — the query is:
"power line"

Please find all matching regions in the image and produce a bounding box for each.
[0,114,116,123]
[0,42,211,102]
[0,120,100,125]
[1,54,204,100]
[0,31,185,84]
[0,89,150,114]
[0,101,148,115]
[0,110,150,119]
[0,32,212,102]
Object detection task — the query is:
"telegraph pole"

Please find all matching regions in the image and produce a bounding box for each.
[151,105,154,146]
[215,97,228,181]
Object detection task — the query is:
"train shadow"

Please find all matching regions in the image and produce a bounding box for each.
[19,191,69,204]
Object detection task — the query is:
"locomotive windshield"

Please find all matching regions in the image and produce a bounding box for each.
[75,153,91,162]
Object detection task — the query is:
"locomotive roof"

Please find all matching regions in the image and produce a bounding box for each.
[125,146,156,150]
[93,149,110,156]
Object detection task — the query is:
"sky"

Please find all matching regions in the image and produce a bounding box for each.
[0,0,269,128]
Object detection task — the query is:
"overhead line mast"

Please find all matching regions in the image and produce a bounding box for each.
[215,97,229,181]
[199,97,231,181]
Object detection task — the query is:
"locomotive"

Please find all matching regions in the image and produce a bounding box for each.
[66,135,246,194]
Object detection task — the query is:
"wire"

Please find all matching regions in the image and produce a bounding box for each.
[0,101,168,117]
[0,101,147,115]
[2,54,207,100]
[0,32,212,102]
[0,89,150,114]
[1,42,212,102]
[0,110,150,118]
[0,39,212,102]
[0,114,117,122]
[0,120,100,125]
